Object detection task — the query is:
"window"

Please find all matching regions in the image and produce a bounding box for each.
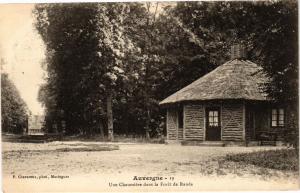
[208,110,219,127]
[271,108,285,127]
[178,108,184,128]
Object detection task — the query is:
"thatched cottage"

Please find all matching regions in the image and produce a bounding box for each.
[160,45,286,146]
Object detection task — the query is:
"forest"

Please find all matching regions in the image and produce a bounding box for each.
[28,1,297,140]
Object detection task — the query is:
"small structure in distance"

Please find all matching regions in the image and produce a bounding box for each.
[27,114,45,135]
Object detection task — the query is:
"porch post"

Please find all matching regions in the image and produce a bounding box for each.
[176,110,178,140]
[203,104,206,141]
[183,105,186,140]
[166,109,169,141]
[242,101,246,141]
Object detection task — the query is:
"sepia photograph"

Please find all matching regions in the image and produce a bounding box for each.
[0,1,299,192]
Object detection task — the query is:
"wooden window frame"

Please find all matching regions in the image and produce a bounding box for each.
[271,108,285,128]
[206,107,220,128]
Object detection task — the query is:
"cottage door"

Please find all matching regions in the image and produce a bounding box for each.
[206,108,221,141]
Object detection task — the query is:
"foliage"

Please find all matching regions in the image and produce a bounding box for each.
[171,1,298,102]
[34,3,142,136]
[168,1,298,146]
[34,2,298,140]
[34,4,99,134]
[225,149,299,171]
[1,73,28,134]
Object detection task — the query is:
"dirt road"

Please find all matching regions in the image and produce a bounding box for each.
[2,141,299,192]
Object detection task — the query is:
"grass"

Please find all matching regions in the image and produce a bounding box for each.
[225,149,299,171]
[2,133,166,144]
[62,134,166,144]
[2,144,119,159]
[56,144,119,152]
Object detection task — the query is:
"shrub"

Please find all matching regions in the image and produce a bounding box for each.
[225,149,299,171]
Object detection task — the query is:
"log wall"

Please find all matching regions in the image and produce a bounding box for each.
[178,126,183,140]
[167,102,246,142]
[184,104,205,140]
[255,107,269,131]
[254,105,286,141]
[245,107,255,141]
[221,103,244,141]
[167,108,177,140]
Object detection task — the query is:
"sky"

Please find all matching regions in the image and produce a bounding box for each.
[0,4,45,115]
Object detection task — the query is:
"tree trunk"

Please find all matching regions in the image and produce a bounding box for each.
[107,93,114,141]
[143,2,158,141]
[145,109,150,139]
[99,119,105,140]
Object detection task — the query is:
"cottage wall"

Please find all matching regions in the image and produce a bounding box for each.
[221,103,244,141]
[255,107,269,132]
[244,102,295,142]
[254,105,287,141]
[245,107,256,141]
[178,126,184,140]
[167,108,177,140]
[166,101,291,143]
[184,104,205,140]
[167,102,246,142]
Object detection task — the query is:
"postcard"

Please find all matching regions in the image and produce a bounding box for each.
[1,1,299,192]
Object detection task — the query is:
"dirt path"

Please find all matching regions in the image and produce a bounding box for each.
[2,142,299,192]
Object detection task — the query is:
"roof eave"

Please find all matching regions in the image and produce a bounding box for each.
[159,97,271,106]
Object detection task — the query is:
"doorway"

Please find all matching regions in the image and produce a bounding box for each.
[206,107,221,141]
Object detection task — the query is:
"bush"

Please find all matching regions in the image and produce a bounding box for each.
[225,149,299,171]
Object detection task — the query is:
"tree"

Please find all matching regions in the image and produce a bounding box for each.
[34,3,141,139]
[94,3,141,140]
[1,72,28,134]
[33,2,297,143]
[34,4,101,135]
[169,1,297,102]
[165,1,298,146]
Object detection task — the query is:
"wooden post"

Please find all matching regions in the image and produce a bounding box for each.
[243,101,246,142]
[107,93,114,141]
[176,110,178,140]
[183,105,185,140]
[220,103,223,141]
[166,109,169,140]
[203,104,206,141]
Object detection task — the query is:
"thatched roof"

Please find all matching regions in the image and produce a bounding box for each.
[160,59,270,105]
